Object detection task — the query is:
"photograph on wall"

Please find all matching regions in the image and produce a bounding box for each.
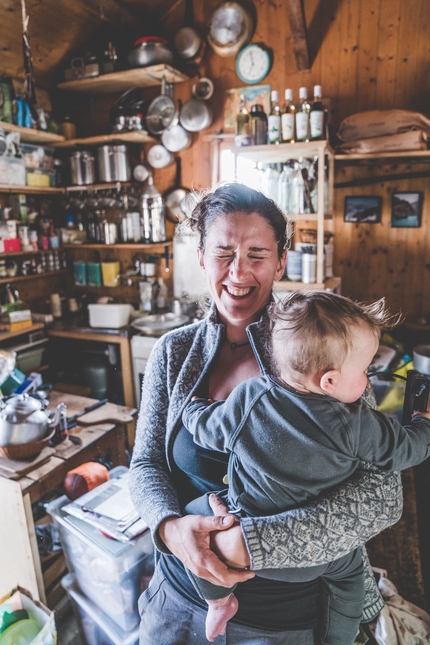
[391,192,423,228]
[344,196,382,223]
[224,85,271,129]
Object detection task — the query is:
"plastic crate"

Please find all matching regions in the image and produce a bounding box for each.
[46,486,153,631]
[62,574,139,645]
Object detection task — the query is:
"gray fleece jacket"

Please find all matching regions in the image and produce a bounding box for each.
[129,306,403,622]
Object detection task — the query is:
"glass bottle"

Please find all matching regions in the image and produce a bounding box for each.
[281,89,295,143]
[268,91,282,144]
[278,163,293,213]
[261,164,281,203]
[310,85,326,140]
[250,104,268,145]
[290,162,305,214]
[295,87,310,142]
[235,94,251,147]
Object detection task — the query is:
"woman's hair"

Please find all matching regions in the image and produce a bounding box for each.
[180,183,290,259]
[269,291,402,377]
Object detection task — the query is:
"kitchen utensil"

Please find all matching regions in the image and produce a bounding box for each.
[141,176,166,243]
[207,1,254,57]
[174,0,206,64]
[192,77,214,100]
[161,123,193,152]
[88,304,132,329]
[180,98,213,132]
[70,401,134,427]
[127,36,174,68]
[163,156,190,222]
[66,397,108,429]
[70,150,95,185]
[0,393,63,446]
[97,145,131,182]
[413,345,430,376]
[147,144,174,169]
[146,78,177,135]
[133,164,151,182]
[132,313,189,335]
[0,428,55,460]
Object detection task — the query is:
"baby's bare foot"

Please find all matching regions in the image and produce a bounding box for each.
[205,594,239,642]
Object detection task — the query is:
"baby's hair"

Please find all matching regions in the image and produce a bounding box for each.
[269,291,402,377]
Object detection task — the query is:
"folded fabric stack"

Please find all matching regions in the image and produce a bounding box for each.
[336,109,430,154]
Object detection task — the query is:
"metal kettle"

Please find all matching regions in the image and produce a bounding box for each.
[0,394,64,446]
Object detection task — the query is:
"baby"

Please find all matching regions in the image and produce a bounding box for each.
[182,290,430,644]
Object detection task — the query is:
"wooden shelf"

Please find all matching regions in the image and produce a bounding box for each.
[65,182,132,192]
[0,270,69,285]
[335,150,430,163]
[57,64,189,94]
[0,121,65,144]
[0,184,63,194]
[232,140,333,164]
[273,276,342,292]
[0,322,44,342]
[52,131,156,149]
[0,250,44,257]
[63,241,172,252]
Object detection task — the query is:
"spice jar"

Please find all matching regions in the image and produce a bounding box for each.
[250,104,268,145]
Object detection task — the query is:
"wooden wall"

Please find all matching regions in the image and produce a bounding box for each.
[153,0,430,321]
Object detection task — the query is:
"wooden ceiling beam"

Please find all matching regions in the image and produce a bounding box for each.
[286,0,311,71]
[78,0,146,29]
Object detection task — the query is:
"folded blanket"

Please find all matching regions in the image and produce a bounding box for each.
[337,110,430,142]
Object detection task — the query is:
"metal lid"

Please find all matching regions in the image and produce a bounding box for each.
[2,393,43,416]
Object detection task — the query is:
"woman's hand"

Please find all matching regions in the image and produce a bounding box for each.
[159,513,255,587]
[208,494,251,570]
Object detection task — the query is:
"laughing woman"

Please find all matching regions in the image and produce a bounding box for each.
[130,183,401,645]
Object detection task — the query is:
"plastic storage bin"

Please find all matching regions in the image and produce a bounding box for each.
[62,574,139,645]
[88,303,132,328]
[46,493,154,631]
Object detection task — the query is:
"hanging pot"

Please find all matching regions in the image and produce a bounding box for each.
[147,144,175,169]
[146,77,177,135]
[174,0,206,64]
[180,98,213,132]
[127,36,174,68]
[163,157,191,222]
[161,124,193,152]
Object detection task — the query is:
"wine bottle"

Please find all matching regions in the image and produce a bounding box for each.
[268,90,282,144]
[310,85,325,140]
[295,87,310,142]
[281,89,295,142]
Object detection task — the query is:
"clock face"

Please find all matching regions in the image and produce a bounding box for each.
[210,5,244,46]
[236,45,271,84]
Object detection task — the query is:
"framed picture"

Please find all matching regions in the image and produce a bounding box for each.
[344,196,382,223]
[391,192,423,228]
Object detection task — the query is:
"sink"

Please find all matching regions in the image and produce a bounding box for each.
[131,313,189,335]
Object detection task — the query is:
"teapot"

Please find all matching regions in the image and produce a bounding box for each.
[0,394,63,446]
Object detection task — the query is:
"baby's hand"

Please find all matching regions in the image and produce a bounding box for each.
[191,396,214,403]
[412,409,430,420]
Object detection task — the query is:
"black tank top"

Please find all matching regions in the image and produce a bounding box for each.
[160,424,319,631]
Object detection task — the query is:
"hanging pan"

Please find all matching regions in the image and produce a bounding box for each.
[146,77,177,135]
[163,156,191,222]
[180,98,213,132]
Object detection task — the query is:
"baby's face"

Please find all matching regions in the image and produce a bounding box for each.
[331,325,379,404]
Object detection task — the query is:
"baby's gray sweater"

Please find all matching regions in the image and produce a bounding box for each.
[129,306,403,621]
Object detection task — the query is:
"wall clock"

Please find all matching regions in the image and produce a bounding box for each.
[236,44,271,84]
[207,2,254,57]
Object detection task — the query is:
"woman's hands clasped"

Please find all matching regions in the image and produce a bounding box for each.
[158,494,254,587]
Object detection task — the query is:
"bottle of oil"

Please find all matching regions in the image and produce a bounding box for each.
[235,94,251,146]
[295,87,310,142]
[310,85,326,140]
[281,89,295,142]
[268,91,282,144]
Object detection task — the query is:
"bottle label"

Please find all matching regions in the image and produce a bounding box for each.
[281,113,295,141]
[268,115,281,143]
[310,111,324,139]
[295,113,309,140]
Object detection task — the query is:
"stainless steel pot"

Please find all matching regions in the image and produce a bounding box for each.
[413,345,430,376]
[70,150,95,185]
[180,98,213,132]
[147,144,174,169]
[97,145,131,182]
[127,37,174,68]
[0,394,63,446]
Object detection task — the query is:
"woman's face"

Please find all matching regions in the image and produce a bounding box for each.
[198,212,286,327]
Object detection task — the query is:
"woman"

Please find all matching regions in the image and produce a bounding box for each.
[129,183,402,644]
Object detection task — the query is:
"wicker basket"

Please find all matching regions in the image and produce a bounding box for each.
[0,427,56,460]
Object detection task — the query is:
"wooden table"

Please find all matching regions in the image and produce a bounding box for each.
[0,391,134,605]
